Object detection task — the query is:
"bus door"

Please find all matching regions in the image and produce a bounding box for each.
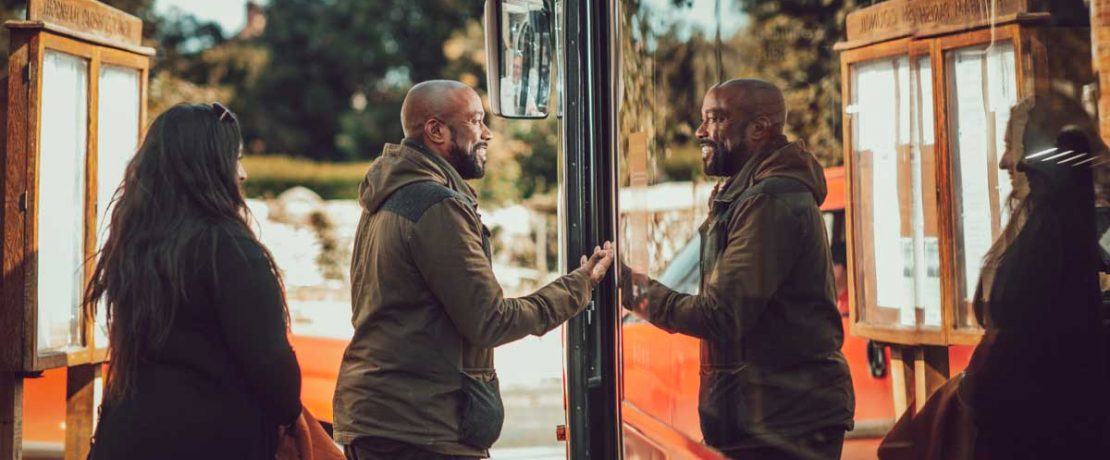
[607,0,730,458]
[485,0,622,458]
[488,1,735,456]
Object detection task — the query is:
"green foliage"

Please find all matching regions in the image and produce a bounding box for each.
[241,155,371,200]
[729,0,866,166]
[242,0,484,161]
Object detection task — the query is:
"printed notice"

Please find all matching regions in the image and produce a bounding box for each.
[953,51,995,302]
[922,237,943,327]
[857,60,908,314]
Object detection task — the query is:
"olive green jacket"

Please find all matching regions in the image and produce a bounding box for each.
[643,140,855,450]
[333,140,593,456]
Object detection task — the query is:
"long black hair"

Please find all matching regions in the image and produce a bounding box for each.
[84,103,287,402]
[968,93,1108,457]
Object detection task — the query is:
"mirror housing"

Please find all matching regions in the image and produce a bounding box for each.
[484,0,553,119]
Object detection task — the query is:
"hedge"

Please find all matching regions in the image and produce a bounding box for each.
[241,155,372,200]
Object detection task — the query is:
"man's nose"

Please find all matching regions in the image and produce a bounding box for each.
[695,122,708,140]
[481,123,493,141]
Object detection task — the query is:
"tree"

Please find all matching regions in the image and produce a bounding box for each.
[244,0,483,161]
[728,0,867,166]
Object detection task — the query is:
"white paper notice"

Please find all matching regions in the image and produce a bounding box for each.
[953,50,995,302]
[922,237,943,327]
[900,238,916,327]
[37,50,89,354]
[856,59,907,315]
[95,65,142,348]
[988,45,1017,227]
[951,43,1017,302]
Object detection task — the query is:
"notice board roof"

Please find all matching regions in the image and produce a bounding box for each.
[6,0,155,56]
[835,0,1058,51]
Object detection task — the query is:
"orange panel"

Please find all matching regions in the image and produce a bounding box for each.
[822,166,847,212]
[948,345,975,375]
[22,368,67,444]
[289,334,348,424]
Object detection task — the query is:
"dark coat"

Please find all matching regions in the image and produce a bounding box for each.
[642,141,855,451]
[89,231,302,460]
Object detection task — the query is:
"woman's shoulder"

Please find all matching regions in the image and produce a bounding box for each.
[192,224,270,271]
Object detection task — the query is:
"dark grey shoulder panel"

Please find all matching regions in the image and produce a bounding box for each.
[745,176,810,198]
[382,181,463,222]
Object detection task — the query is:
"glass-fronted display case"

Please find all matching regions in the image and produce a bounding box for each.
[2,0,152,372]
[839,13,1092,346]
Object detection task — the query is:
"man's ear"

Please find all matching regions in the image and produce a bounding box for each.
[425,118,449,145]
[750,115,773,141]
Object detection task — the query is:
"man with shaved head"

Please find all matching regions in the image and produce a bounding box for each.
[623,79,854,459]
[334,80,613,459]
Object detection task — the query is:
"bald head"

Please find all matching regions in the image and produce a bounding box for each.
[712,79,787,129]
[401,80,478,138]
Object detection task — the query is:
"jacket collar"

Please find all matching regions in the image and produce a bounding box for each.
[714,138,796,205]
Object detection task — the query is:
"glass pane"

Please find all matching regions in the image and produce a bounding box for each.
[37,50,89,355]
[948,42,1018,329]
[848,54,941,330]
[615,0,721,451]
[94,64,141,347]
[850,57,906,328]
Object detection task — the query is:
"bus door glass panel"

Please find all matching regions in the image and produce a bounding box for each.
[615,0,722,449]
[37,50,89,355]
[947,42,1017,329]
[93,64,142,346]
[849,55,942,330]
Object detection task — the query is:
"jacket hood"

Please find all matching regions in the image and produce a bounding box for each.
[358,140,474,213]
[725,140,827,205]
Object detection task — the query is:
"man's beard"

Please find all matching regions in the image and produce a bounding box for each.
[702,120,751,177]
[703,139,748,177]
[449,135,487,180]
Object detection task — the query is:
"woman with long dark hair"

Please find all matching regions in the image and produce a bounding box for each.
[879,94,1109,460]
[85,103,301,459]
[965,93,1109,458]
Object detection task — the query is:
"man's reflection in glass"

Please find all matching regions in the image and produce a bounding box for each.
[621,79,854,460]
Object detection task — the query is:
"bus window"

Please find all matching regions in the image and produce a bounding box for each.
[613,0,722,455]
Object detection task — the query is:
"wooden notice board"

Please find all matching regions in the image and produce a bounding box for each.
[838,2,1092,347]
[2,1,152,458]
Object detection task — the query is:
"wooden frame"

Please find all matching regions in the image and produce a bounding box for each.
[840,18,1092,347]
[935,25,1023,346]
[841,37,949,346]
[839,21,1065,346]
[1,25,151,373]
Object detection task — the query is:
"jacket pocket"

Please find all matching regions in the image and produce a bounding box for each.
[698,367,750,449]
[458,371,504,449]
